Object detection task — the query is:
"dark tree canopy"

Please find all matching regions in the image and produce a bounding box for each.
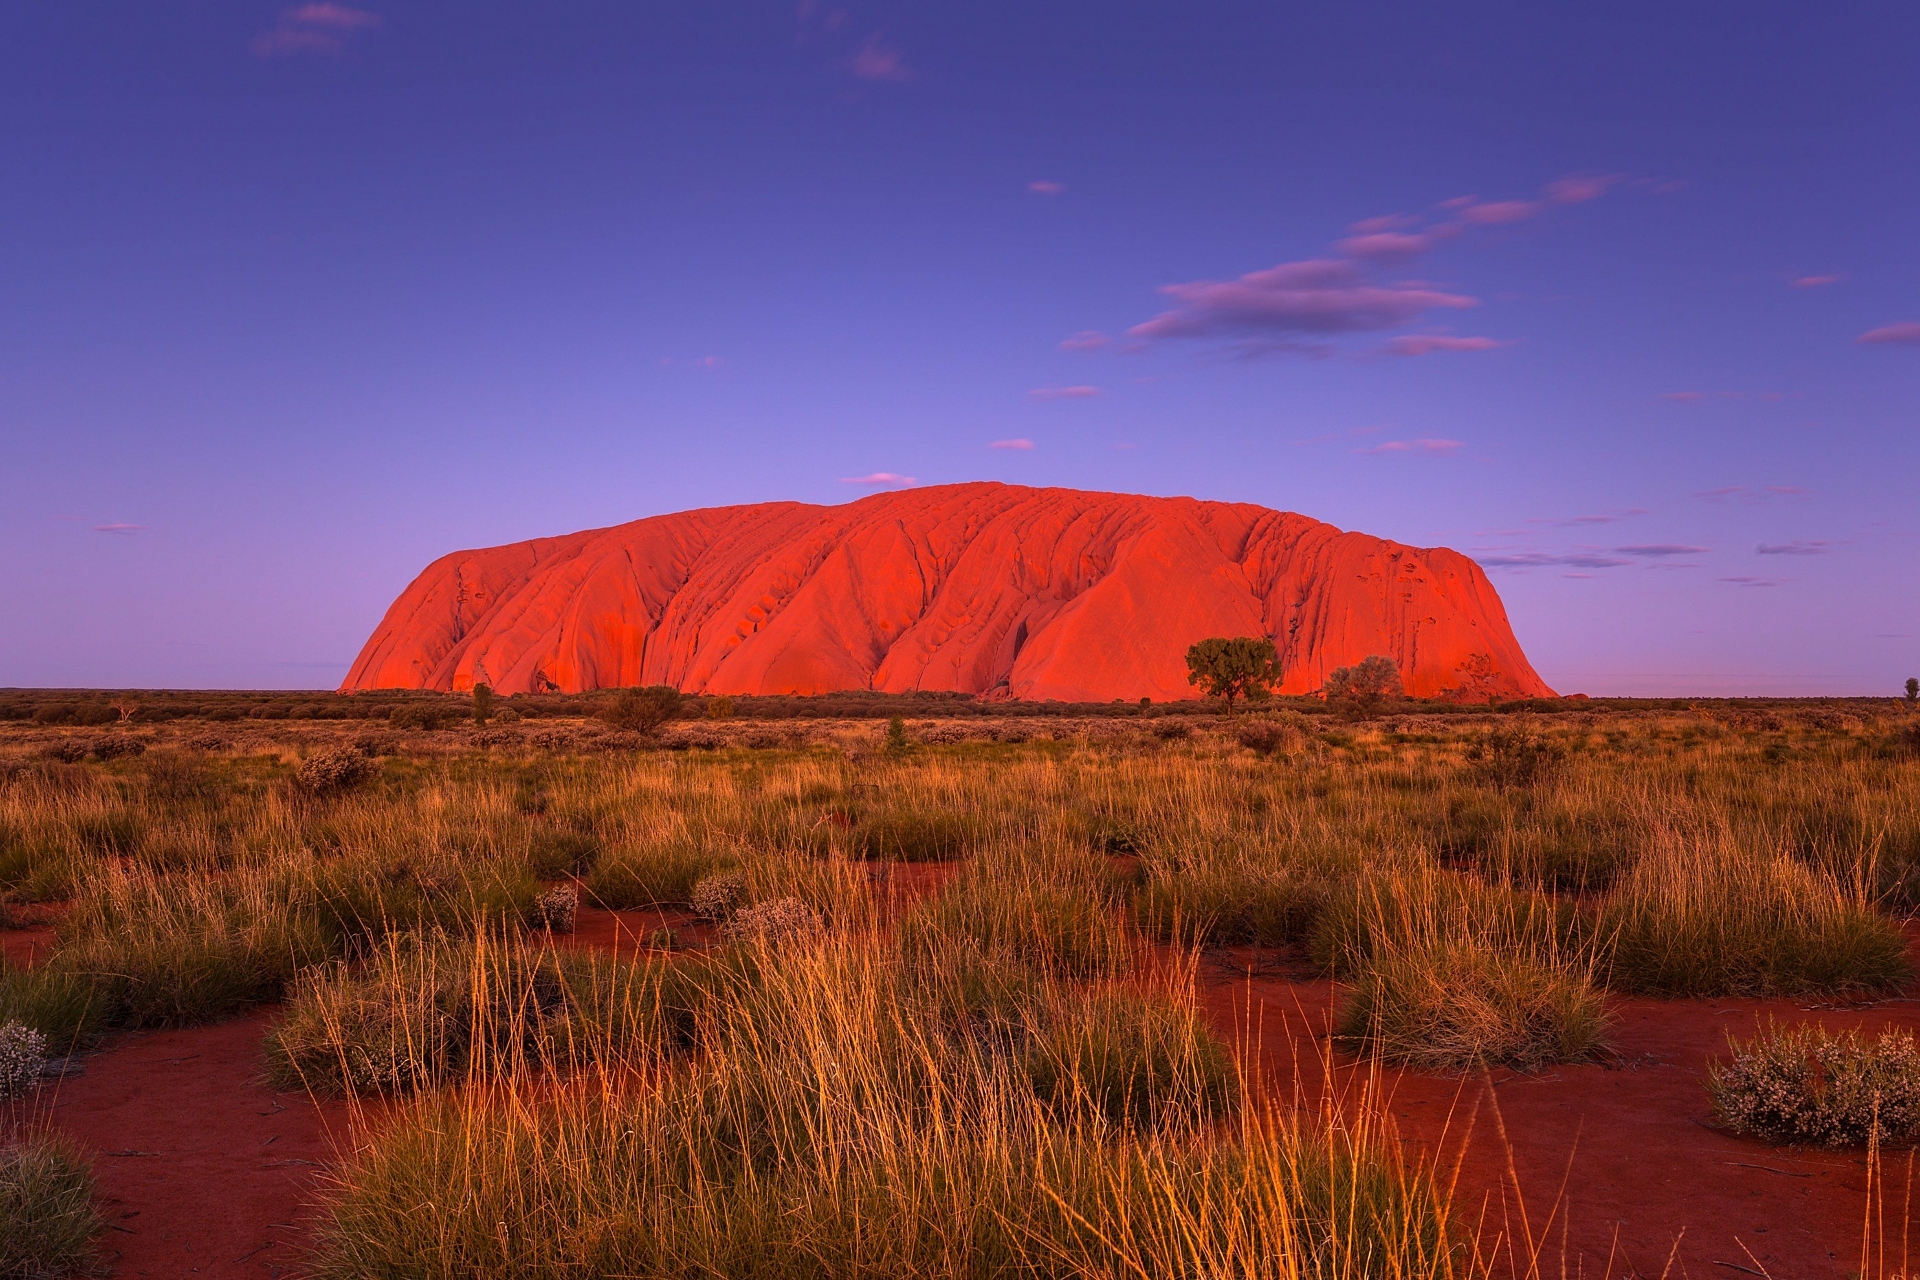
[1322,655,1404,715]
[600,686,683,736]
[1185,637,1281,713]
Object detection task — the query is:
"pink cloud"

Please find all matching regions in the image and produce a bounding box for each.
[1858,322,1920,345]
[840,472,916,486]
[1457,199,1543,225]
[1028,385,1102,400]
[1384,334,1504,356]
[1544,174,1621,205]
[93,523,144,535]
[1128,258,1475,346]
[1792,275,1840,288]
[1335,230,1443,262]
[1058,330,1111,351]
[1027,180,1064,196]
[1357,438,1464,456]
[990,438,1035,450]
[1756,540,1830,556]
[849,33,910,81]
[252,3,379,55]
[1348,214,1416,235]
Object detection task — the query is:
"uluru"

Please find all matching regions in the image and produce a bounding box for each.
[342,483,1552,702]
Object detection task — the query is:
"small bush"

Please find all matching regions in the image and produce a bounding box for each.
[718,896,823,944]
[600,687,682,736]
[0,1022,48,1099]
[689,870,746,920]
[388,703,453,731]
[1465,727,1566,790]
[527,886,577,934]
[1709,1022,1920,1147]
[848,808,981,862]
[297,747,378,794]
[1336,940,1608,1071]
[0,1136,101,1280]
[1235,720,1302,756]
[1132,858,1325,947]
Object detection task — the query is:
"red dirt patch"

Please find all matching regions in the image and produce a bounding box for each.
[1199,955,1919,1279]
[4,1012,344,1279]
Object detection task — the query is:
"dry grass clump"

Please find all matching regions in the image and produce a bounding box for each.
[1022,985,1238,1127]
[1309,868,1579,979]
[1598,833,1910,997]
[265,933,677,1094]
[0,1135,101,1280]
[901,851,1129,980]
[1709,1022,1920,1147]
[307,936,1457,1280]
[1336,938,1608,1071]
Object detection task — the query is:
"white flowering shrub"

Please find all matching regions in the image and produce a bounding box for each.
[296,747,377,794]
[720,897,823,944]
[690,871,746,921]
[1709,1023,1920,1147]
[528,886,578,934]
[0,1023,48,1100]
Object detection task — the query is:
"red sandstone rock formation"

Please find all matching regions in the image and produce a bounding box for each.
[341,483,1553,702]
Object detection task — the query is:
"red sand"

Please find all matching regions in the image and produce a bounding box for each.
[9,906,1915,1278]
[4,1013,346,1279]
[341,481,1553,702]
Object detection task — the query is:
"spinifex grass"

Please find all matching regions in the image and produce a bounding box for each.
[0,1134,101,1280]
[308,935,1462,1280]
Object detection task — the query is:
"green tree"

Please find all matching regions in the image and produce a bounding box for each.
[1906,677,1918,706]
[1184,637,1280,714]
[470,683,494,724]
[882,715,910,758]
[600,686,682,736]
[1323,655,1404,718]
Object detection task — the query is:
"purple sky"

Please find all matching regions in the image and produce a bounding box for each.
[3,3,1916,695]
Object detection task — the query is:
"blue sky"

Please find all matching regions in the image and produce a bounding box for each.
[2,2,1915,694]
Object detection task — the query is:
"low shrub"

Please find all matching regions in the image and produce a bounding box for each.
[1132,857,1325,947]
[1336,939,1608,1071]
[1235,720,1302,756]
[689,870,746,920]
[718,896,822,945]
[1709,1022,1920,1147]
[297,747,378,793]
[847,808,981,862]
[0,1021,48,1098]
[527,886,577,934]
[0,1136,101,1280]
[600,687,682,736]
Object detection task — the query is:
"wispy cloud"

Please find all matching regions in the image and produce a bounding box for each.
[1121,173,1624,356]
[840,472,916,486]
[1129,259,1475,348]
[1858,322,1920,346]
[848,32,910,81]
[252,3,379,56]
[1357,437,1463,455]
[1058,331,1111,352]
[1477,551,1634,570]
[1027,180,1064,196]
[1028,385,1102,401]
[1615,544,1708,557]
[990,438,1035,450]
[1792,275,1840,288]
[93,522,144,535]
[1693,485,1808,502]
[1383,334,1504,357]
[1720,576,1787,587]
[1756,540,1831,556]
[1528,508,1649,527]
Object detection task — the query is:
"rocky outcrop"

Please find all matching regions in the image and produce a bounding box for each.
[341,482,1553,701]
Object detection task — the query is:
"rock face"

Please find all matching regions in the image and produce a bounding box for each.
[341,482,1553,702]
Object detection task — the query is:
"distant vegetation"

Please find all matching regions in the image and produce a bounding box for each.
[4,696,1920,1275]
